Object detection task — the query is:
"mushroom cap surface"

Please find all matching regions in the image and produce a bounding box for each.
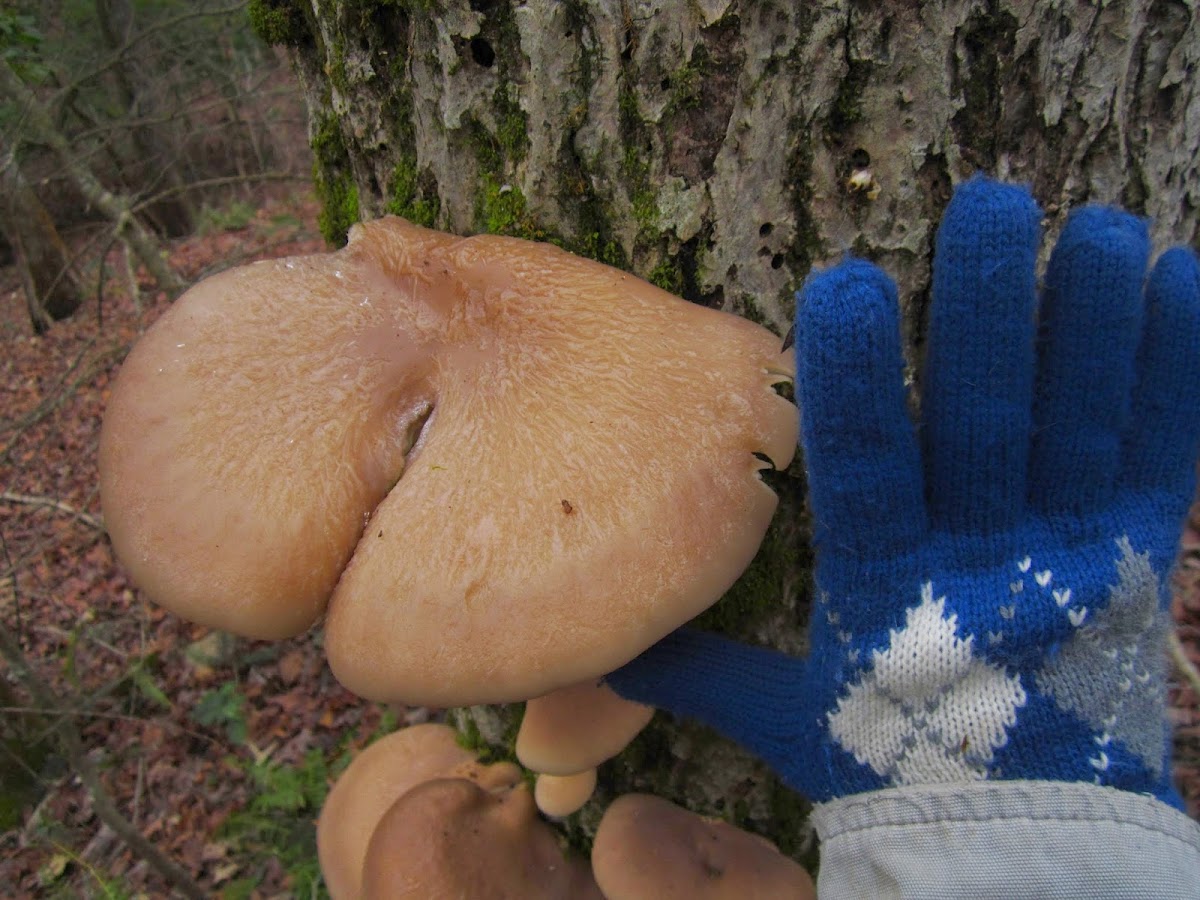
[99,218,797,705]
[517,680,654,775]
[534,768,598,818]
[592,793,815,899]
[316,723,520,900]
[361,776,602,899]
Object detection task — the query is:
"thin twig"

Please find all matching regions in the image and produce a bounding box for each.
[0,492,104,531]
[0,624,206,900]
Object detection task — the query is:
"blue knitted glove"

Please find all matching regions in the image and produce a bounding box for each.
[608,177,1200,808]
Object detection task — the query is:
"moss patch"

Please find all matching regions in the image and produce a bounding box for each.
[694,474,808,636]
[311,115,359,245]
[450,703,525,767]
[247,0,309,47]
[826,57,872,138]
[476,176,544,239]
[385,155,439,226]
[784,131,822,287]
[647,258,684,294]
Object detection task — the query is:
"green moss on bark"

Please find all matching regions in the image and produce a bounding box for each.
[385,156,440,226]
[694,500,804,635]
[311,115,360,245]
[247,0,308,47]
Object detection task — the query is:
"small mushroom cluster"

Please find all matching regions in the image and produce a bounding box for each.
[317,724,601,899]
[320,723,814,899]
[518,680,654,817]
[98,218,804,895]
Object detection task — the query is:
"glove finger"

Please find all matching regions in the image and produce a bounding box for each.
[1119,246,1200,500]
[923,177,1042,533]
[1029,207,1150,517]
[795,259,926,560]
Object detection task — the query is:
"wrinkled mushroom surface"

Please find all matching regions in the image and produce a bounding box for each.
[100,218,797,705]
[361,777,602,900]
[592,793,815,899]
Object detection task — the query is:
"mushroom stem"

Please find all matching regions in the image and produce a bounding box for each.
[516,680,654,776]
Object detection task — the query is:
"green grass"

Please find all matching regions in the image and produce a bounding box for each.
[201,686,399,899]
[197,200,258,235]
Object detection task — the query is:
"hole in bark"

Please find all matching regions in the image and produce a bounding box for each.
[469,0,496,10]
[759,222,773,237]
[469,37,495,68]
[851,147,871,168]
[771,253,784,270]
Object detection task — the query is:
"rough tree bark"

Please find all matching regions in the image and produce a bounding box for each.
[254,0,1200,854]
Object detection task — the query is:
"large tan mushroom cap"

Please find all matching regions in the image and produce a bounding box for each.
[517,680,654,775]
[361,777,603,899]
[316,723,521,900]
[592,794,815,899]
[99,218,797,705]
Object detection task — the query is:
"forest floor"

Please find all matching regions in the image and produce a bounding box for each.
[0,190,410,899]
[0,187,1198,899]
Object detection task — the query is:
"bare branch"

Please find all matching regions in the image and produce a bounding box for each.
[0,60,187,297]
[0,492,104,532]
[62,2,250,98]
[0,623,207,900]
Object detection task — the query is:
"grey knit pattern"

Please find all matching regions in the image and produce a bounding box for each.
[1034,537,1170,777]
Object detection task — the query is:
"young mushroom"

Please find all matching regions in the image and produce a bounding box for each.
[534,768,598,818]
[517,681,655,776]
[99,217,797,706]
[592,794,816,899]
[360,776,603,899]
[517,679,654,814]
[317,723,521,900]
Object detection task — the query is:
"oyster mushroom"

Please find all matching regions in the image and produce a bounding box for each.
[316,723,521,900]
[361,777,602,899]
[99,218,797,705]
[592,793,815,899]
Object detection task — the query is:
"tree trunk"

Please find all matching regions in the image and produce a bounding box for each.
[0,60,187,298]
[0,154,84,333]
[92,0,196,237]
[262,0,1200,853]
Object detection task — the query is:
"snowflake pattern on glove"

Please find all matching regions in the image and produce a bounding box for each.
[827,583,1027,785]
